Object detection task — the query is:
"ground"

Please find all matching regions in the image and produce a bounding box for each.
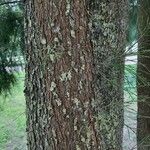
[0,73,26,150]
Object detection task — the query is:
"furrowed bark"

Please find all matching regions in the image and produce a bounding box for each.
[88,1,128,149]
[137,0,150,149]
[24,0,101,149]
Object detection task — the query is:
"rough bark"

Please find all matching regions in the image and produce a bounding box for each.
[137,0,150,149]
[24,0,101,149]
[88,1,128,149]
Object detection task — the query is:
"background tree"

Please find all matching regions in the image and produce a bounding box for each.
[88,1,128,149]
[127,0,138,45]
[24,0,101,149]
[0,1,23,95]
[137,0,150,149]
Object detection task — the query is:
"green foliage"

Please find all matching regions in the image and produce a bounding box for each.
[127,0,138,44]
[0,70,16,95]
[124,64,137,88]
[0,4,23,95]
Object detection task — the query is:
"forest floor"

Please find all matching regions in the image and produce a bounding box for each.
[0,65,137,150]
[123,94,137,150]
[0,73,26,150]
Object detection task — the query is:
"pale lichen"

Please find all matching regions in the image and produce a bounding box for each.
[47,45,63,62]
[54,37,59,42]
[50,81,56,91]
[73,98,80,106]
[67,70,72,80]
[56,99,62,106]
[65,0,71,15]
[41,38,46,45]
[81,136,86,142]
[63,108,66,114]
[67,51,72,56]
[71,30,76,38]
[74,125,77,131]
[66,92,70,97]
[76,145,81,150]
[60,71,72,81]
[60,72,67,81]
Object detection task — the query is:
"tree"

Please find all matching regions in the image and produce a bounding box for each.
[24,0,101,149]
[0,3,23,95]
[88,1,128,149]
[137,0,150,149]
[127,0,138,45]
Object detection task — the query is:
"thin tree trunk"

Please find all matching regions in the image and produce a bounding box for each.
[88,1,128,149]
[24,0,101,149]
[137,0,150,149]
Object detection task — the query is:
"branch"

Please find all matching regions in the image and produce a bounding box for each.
[0,0,23,6]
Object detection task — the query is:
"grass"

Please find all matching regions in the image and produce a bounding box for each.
[0,72,26,150]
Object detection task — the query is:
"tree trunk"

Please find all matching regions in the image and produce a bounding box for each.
[137,0,150,149]
[24,0,101,149]
[88,1,128,149]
